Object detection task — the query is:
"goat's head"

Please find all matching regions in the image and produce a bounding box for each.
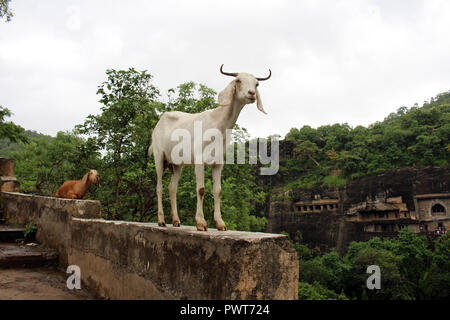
[218,64,271,114]
[88,169,101,187]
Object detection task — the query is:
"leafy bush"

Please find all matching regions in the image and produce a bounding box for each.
[322,175,347,188]
[295,229,449,300]
[298,281,348,300]
[24,221,38,241]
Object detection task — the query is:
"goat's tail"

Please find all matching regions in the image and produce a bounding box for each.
[147,143,153,157]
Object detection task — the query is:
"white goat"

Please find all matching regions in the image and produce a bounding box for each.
[148,65,271,231]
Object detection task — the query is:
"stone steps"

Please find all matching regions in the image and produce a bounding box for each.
[0,243,59,268]
[0,225,26,243]
[0,225,59,269]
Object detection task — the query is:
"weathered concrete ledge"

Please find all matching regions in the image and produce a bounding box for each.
[1,191,299,300]
[1,192,102,221]
[1,192,102,267]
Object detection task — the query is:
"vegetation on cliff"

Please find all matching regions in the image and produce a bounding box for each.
[280,91,450,189]
[0,106,28,149]
[292,229,450,300]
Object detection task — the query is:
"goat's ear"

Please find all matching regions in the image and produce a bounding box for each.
[218,80,236,106]
[256,88,267,114]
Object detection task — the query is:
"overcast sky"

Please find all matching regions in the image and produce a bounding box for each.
[1,0,450,139]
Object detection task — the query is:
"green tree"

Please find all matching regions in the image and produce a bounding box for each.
[0,0,13,22]
[422,234,450,299]
[76,68,160,219]
[300,257,329,286]
[298,281,348,300]
[299,249,351,294]
[0,106,28,144]
[389,229,432,298]
[295,231,450,300]
[293,140,321,167]
[165,82,217,114]
[342,233,435,300]
[11,131,100,196]
[345,246,411,300]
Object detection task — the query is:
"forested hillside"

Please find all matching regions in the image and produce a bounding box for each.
[292,229,450,300]
[0,130,48,157]
[276,91,450,190]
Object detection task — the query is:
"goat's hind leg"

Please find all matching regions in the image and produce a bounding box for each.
[195,164,207,231]
[212,164,226,231]
[155,153,166,227]
[169,164,182,227]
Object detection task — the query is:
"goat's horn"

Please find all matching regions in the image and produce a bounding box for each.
[220,64,238,77]
[256,69,272,81]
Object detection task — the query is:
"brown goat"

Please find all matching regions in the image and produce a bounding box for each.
[55,169,100,199]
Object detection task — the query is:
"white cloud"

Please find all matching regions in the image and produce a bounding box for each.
[0,0,449,139]
[66,5,81,31]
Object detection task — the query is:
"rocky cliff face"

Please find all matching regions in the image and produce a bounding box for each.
[266,167,450,253]
[344,167,450,212]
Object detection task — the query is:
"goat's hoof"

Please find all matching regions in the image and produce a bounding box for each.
[158,221,166,227]
[172,220,181,227]
[196,223,208,231]
[217,225,227,231]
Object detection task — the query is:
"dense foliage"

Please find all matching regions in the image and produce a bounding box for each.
[0,0,13,22]
[0,130,46,157]
[282,92,450,189]
[0,106,28,146]
[9,131,100,195]
[292,229,450,300]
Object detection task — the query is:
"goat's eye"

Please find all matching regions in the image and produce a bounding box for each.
[235,79,241,83]
[256,83,259,87]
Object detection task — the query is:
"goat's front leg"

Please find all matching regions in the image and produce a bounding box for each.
[155,154,166,227]
[195,164,207,231]
[169,165,182,227]
[212,164,226,231]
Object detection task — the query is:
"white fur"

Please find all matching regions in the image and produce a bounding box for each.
[149,71,268,231]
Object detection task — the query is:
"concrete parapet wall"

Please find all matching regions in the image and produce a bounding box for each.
[0,158,20,192]
[0,158,16,177]
[1,191,298,300]
[1,192,102,266]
